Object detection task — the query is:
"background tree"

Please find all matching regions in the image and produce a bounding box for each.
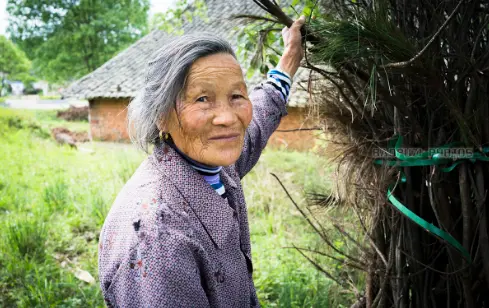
[150,0,208,35]
[0,35,31,96]
[7,0,150,83]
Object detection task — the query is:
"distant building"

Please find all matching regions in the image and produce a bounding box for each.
[33,81,49,96]
[9,81,24,96]
[63,0,317,151]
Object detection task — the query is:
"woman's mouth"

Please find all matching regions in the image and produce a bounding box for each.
[209,133,240,141]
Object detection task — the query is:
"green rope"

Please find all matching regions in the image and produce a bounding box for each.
[387,183,471,261]
[374,135,489,263]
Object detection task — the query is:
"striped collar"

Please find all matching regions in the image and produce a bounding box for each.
[163,135,222,176]
[152,142,236,248]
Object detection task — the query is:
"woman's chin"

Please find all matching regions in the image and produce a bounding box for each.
[204,148,242,166]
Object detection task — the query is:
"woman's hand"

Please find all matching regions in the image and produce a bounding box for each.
[277,16,306,78]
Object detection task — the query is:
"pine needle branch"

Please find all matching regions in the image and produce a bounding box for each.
[381,0,464,69]
[252,0,321,43]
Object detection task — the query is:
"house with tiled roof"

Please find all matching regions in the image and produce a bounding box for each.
[63,0,317,151]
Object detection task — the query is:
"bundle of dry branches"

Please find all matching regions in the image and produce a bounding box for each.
[251,0,489,307]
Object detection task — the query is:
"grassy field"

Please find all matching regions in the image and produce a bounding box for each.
[0,108,358,307]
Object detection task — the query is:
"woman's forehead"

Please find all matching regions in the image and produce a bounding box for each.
[186,78,246,90]
[182,53,246,93]
[189,65,242,79]
[190,53,241,73]
[187,66,245,87]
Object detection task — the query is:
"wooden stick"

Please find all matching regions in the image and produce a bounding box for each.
[459,163,475,307]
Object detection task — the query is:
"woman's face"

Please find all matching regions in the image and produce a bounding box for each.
[164,53,253,166]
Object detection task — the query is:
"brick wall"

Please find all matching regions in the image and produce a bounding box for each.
[267,107,318,151]
[89,98,130,141]
[89,99,318,151]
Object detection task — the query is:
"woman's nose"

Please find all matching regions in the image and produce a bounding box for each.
[212,102,237,126]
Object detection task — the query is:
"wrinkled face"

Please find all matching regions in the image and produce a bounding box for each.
[164,53,253,166]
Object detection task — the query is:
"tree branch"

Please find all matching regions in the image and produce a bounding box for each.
[231,14,278,24]
[251,0,321,43]
[275,127,323,132]
[381,0,464,69]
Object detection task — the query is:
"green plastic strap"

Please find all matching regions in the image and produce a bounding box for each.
[393,135,462,161]
[373,158,451,167]
[387,185,471,262]
[440,153,489,172]
[374,135,489,169]
[373,135,489,263]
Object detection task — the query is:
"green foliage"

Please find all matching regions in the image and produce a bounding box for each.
[0,35,31,95]
[43,178,70,212]
[0,35,30,76]
[235,0,320,78]
[11,72,37,86]
[0,255,103,307]
[7,0,150,83]
[0,108,50,138]
[4,216,48,261]
[242,150,360,307]
[27,109,89,132]
[308,11,415,67]
[151,0,208,35]
[0,109,138,307]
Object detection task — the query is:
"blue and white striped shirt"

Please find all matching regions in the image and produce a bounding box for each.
[266,68,292,101]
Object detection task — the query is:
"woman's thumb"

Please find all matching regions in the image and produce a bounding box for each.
[295,15,306,26]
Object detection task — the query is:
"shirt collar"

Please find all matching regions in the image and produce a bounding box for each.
[163,135,222,176]
[151,142,237,249]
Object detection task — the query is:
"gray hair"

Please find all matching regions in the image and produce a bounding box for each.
[127,32,236,152]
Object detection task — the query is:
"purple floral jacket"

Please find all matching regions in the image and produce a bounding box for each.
[98,82,287,307]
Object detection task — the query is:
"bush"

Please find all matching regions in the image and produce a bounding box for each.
[23,83,42,95]
[0,109,50,139]
[57,105,89,122]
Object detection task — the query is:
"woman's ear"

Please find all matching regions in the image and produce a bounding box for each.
[156,116,168,133]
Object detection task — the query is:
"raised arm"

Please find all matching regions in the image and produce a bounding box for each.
[235,16,305,178]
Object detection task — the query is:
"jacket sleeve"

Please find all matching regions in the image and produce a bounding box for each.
[235,82,288,178]
[103,230,210,308]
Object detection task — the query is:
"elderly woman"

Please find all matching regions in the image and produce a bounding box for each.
[98,16,305,307]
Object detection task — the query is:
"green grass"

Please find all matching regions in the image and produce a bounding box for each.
[5,216,48,261]
[39,95,62,100]
[243,151,360,307]
[26,109,89,132]
[0,108,360,307]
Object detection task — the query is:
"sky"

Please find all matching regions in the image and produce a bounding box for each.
[0,0,7,36]
[0,0,177,37]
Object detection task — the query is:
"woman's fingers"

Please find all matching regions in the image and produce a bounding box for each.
[282,16,305,50]
[291,15,306,29]
[277,16,306,78]
[282,27,290,47]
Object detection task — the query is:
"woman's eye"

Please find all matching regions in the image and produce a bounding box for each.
[196,96,208,103]
[232,94,244,100]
